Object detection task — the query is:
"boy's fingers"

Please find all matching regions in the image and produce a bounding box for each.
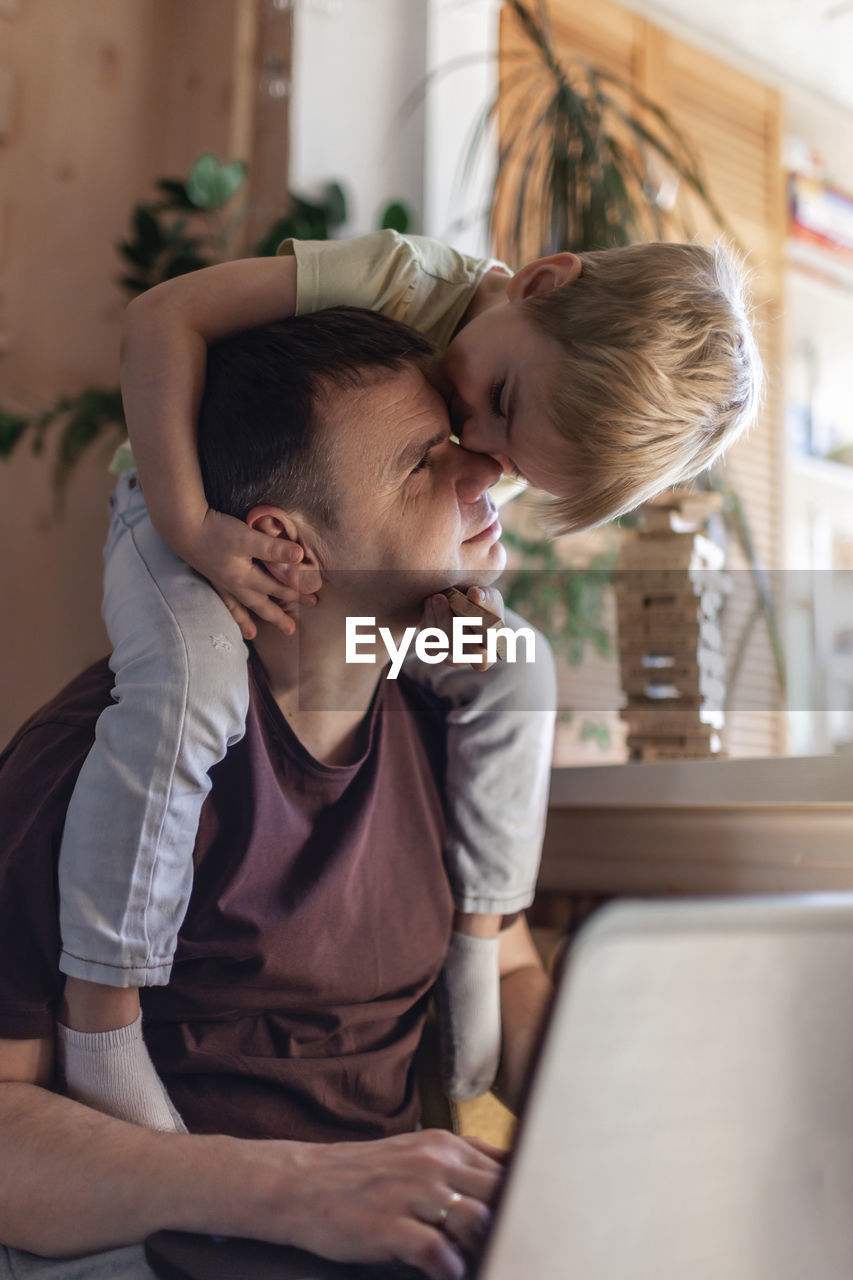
[465,585,504,621]
[262,561,322,597]
[220,592,256,641]
[249,594,297,636]
[247,529,303,563]
[243,563,303,602]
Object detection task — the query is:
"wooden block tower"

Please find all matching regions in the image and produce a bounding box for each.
[614,491,731,762]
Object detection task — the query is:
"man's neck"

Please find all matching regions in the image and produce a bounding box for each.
[250,604,397,767]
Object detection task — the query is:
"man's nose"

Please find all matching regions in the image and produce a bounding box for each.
[454,446,504,502]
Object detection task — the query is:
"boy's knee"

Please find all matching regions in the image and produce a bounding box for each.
[184,634,250,740]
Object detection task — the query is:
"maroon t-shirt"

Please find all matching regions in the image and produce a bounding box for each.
[0,651,453,1142]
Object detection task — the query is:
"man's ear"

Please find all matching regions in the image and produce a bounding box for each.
[245,505,323,568]
[506,252,582,302]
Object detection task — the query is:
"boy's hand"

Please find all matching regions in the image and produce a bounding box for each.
[421,587,505,671]
[179,509,321,641]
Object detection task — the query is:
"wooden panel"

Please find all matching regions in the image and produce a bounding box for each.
[0,0,248,746]
[548,0,640,81]
[540,804,853,897]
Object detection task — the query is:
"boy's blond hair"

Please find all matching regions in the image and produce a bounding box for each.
[522,241,763,534]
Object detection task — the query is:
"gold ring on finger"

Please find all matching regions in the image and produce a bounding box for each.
[436,1191,462,1231]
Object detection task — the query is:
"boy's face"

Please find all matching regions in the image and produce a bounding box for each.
[437,299,577,499]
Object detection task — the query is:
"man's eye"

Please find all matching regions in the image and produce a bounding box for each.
[490,379,505,417]
[411,451,433,474]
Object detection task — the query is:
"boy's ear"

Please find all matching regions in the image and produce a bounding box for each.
[245,505,323,568]
[507,252,582,302]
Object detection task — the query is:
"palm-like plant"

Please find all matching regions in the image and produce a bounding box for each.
[461,0,735,266]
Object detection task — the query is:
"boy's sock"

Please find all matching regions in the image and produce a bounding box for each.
[437,930,502,1101]
[57,1011,187,1133]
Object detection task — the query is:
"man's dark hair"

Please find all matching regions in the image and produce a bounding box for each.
[198,306,436,525]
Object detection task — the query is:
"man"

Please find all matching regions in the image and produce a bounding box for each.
[0,309,553,1280]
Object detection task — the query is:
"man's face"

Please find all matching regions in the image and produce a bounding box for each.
[315,364,506,621]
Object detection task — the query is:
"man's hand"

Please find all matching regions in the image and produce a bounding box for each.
[176,509,322,640]
[421,587,505,672]
[250,1129,506,1280]
[0,1034,504,1280]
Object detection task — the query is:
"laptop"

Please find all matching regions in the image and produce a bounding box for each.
[147,893,853,1279]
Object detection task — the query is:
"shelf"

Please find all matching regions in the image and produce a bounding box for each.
[787,238,853,295]
[788,453,853,493]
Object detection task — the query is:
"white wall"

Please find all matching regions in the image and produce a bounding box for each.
[289,0,428,236]
[289,0,500,252]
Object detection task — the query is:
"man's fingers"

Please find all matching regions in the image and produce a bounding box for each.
[397,1221,466,1280]
[460,1136,510,1164]
[433,1194,492,1258]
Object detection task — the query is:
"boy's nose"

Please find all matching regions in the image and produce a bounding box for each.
[458,411,504,457]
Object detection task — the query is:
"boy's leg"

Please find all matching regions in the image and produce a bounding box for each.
[436,912,503,1101]
[58,981,185,1134]
[403,611,557,1099]
[58,474,249,1129]
[0,1243,156,1279]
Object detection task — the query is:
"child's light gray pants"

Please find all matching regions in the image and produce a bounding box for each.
[0,1246,155,1280]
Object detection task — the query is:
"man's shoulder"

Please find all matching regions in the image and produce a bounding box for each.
[0,657,114,767]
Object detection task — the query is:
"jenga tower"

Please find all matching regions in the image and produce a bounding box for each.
[614,491,730,762]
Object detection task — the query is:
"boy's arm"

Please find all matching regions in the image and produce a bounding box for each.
[121,257,318,639]
[0,1034,502,1279]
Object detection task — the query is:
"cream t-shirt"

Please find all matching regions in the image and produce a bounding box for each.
[279,229,510,351]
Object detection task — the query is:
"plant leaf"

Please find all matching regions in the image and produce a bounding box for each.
[0,410,29,458]
[186,154,247,210]
[132,205,165,254]
[378,200,411,234]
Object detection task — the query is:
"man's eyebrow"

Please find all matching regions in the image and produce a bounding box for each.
[394,429,449,474]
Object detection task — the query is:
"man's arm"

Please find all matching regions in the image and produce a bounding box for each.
[0,1035,502,1280]
[494,916,553,1114]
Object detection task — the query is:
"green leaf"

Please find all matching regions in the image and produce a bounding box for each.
[0,409,29,458]
[322,181,348,227]
[378,200,411,234]
[253,215,295,257]
[156,178,197,210]
[117,239,155,270]
[186,154,246,210]
[161,250,209,279]
[132,205,165,254]
[118,274,153,296]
